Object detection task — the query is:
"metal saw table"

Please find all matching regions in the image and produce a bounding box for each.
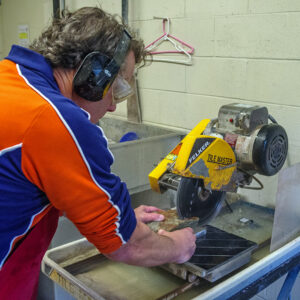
[41,199,300,300]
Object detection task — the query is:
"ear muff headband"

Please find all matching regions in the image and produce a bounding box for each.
[73,30,132,101]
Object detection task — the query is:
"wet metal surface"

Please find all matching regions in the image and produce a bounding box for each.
[42,200,273,299]
[189,225,257,269]
[156,278,202,300]
[163,225,258,283]
[210,199,274,245]
[159,200,271,283]
[72,257,186,300]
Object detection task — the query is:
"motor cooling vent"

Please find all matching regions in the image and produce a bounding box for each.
[253,124,288,176]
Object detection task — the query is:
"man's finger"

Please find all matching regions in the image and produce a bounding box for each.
[183,227,194,233]
[143,206,163,213]
[158,229,167,235]
[142,212,164,223]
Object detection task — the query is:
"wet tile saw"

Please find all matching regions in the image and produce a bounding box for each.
[149,103,288,225]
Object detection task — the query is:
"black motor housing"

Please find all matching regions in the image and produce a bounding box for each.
[252,124,288,176]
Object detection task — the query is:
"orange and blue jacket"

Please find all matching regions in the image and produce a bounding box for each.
[0,45,136,268]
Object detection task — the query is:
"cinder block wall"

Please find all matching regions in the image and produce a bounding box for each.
[1,0,299,207]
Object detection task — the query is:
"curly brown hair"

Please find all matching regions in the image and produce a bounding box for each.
[29,7,146,69]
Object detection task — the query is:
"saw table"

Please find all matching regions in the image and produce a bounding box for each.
[42,199,298,300]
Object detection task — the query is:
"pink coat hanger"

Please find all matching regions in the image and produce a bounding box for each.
[145,17,195,65]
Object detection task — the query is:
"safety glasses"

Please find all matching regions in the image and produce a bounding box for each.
[112,74,134,104]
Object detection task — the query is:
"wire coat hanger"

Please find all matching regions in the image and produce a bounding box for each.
[145,17,195,65]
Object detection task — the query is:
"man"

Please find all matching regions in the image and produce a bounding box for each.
[0,7,196,299]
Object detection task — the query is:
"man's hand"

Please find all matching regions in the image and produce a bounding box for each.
[158,227,196,264]
[134,205,164,223]
[105,206,196,267]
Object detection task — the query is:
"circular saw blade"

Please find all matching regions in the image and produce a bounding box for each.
[176,177,226,225]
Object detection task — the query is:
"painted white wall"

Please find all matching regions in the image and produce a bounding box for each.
[1,0,299,207]
[0,0,120,60]
[0,0,52,58]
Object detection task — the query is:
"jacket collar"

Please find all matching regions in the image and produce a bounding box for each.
[6,45,55,84]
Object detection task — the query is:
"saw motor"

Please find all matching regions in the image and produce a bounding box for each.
[149,103,288,224]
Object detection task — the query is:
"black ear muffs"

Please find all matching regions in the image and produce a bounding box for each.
[73,30,131,102]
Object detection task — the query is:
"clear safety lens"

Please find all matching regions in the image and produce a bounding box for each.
[112,75,134,104]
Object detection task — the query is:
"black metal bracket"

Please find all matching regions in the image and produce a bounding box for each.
[122,0,128,24]
[53,0,60,19]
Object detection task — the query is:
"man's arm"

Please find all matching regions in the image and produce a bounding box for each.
[105,206,196,267]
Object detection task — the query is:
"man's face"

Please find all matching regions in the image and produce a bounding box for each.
[72,50,136,124]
